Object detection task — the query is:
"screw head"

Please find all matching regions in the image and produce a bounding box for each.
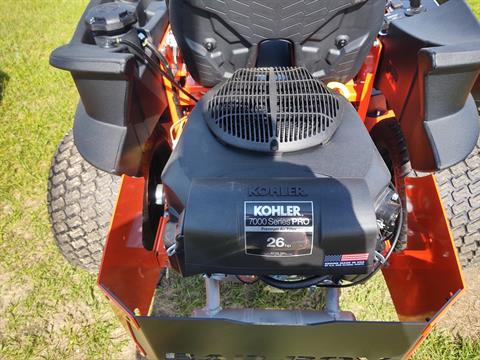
[335,35,350,50]
[203,38,217,52]
[337,39,348,49]
[270,139,279,151]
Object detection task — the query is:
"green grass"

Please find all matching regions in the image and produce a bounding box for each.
[0,1,129,359]
[0,1,479,359]
[470,0,480,15]
[153,272,398,321]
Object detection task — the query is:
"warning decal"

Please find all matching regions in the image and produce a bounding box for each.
[244,201,314,257]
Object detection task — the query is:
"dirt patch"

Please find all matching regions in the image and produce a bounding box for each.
[438,265,480,339]
[48,301,97,334]
[0,270,33,335]
[114,329,137,360]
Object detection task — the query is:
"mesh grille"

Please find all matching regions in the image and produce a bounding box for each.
[205,67,343,152]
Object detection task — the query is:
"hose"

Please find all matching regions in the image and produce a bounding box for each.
[117,38,198,103]
[370,118,411,251]
[259,275,330,290]
[142,39,185,119]
[143,40,175,79]
[258,119,410,290]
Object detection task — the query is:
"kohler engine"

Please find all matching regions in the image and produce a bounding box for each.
[162,67,398,278]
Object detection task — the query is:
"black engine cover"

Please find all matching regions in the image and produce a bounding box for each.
[162,92,390,277]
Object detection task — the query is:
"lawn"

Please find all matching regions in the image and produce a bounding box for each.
[0,1,479,359]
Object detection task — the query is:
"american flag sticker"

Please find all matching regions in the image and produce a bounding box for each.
[324,253,369,267]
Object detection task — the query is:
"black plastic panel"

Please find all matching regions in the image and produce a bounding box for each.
[162,96,390,209]
[181,178,377,276]
[378,0,480,171]
[50,0,169,176]
[169,0,385,87]
[419,44,480,169]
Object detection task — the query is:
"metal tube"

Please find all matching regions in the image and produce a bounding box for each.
[204,276,222,316]
[325,287,341,315]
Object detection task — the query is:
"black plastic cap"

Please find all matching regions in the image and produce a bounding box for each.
[85,3,137,35]
[410,0,421,9]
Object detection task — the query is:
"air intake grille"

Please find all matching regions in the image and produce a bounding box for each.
[205,67,343,152]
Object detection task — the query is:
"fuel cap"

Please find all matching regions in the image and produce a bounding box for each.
[85,3,137,35]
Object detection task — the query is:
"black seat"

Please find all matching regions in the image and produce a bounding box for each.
[169,0,385,87]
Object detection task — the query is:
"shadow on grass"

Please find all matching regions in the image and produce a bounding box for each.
[0,69,9,103]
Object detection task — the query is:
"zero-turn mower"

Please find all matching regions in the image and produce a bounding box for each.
[48,0,480,358]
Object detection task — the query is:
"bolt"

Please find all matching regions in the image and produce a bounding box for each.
[337,39,348,49]
[204,38,217,52]
[335,35,350,50]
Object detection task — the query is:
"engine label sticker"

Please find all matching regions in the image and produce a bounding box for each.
[323,253,369,267]
[244,201,314,257]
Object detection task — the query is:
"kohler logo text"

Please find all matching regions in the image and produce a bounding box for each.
[248,186,307,197]
[254,205,302,217]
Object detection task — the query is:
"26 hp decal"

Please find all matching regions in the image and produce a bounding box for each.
[244,201,314,257]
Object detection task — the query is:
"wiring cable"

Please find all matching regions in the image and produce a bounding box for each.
[141,38,184,119]
[259,274,331,290]
[236,275,259,285]
[317,205,403,289]
[259,200,404,290]
[117,38,198,103]
[143,39,175,79]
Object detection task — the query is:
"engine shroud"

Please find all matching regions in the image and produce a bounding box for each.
[205,67,343,153]
[162,70,391,277]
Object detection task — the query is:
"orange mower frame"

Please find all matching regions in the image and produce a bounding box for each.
[97,34,465,360]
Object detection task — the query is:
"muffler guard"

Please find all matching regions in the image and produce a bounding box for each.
[98,175,464,360]
[133,319,425,359]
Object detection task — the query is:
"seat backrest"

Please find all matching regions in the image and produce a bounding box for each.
[170,0,385,87]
